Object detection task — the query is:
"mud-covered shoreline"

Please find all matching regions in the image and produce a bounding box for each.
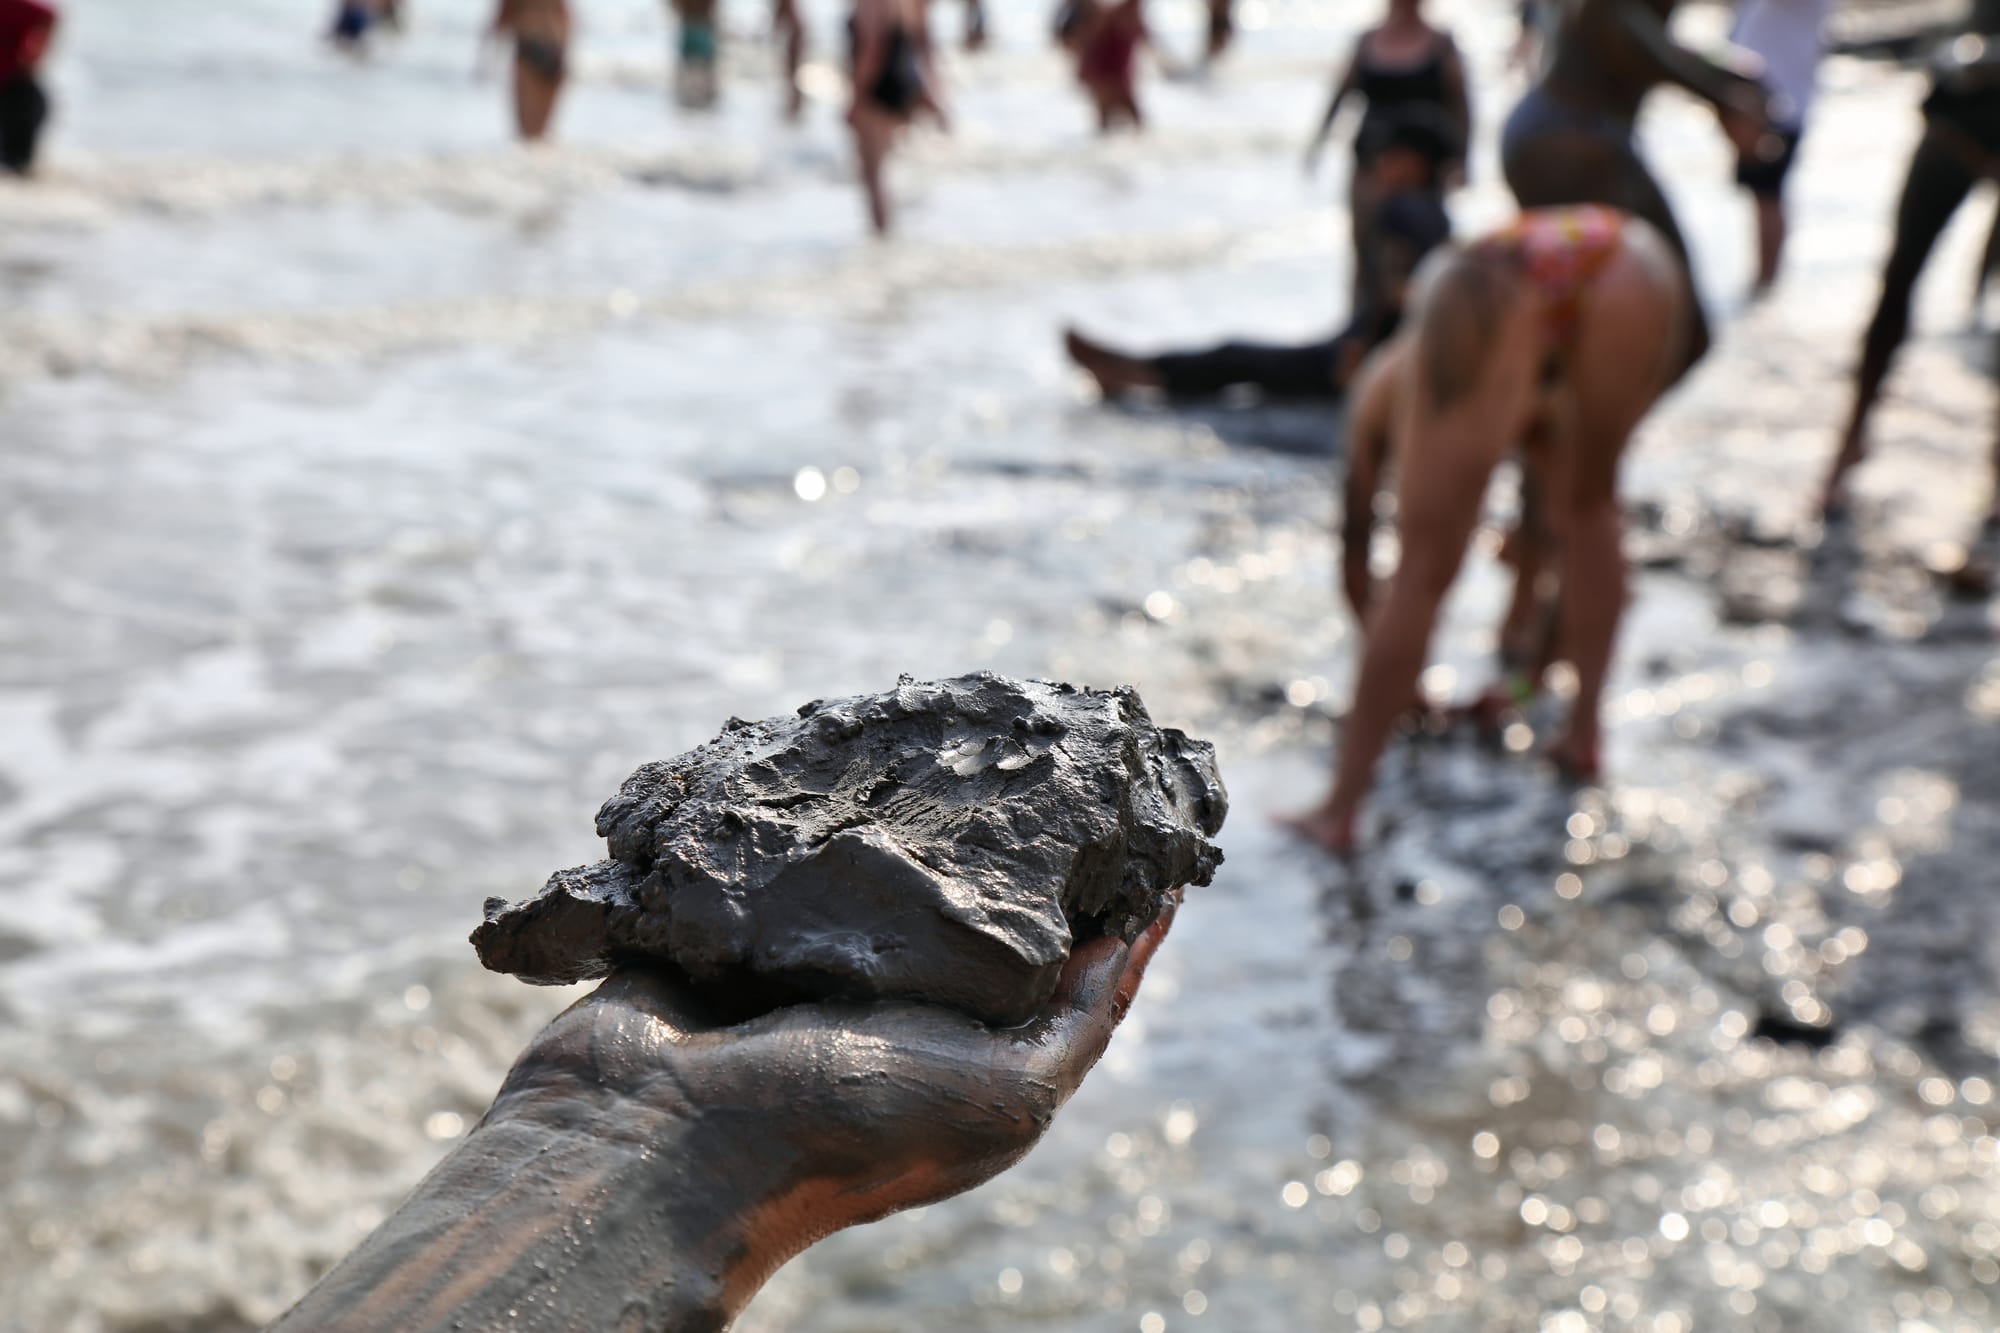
[4,3,1999,1331]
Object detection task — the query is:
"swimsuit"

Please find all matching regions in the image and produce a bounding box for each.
[516,34,567,82]
[332,2,373,43]
[1352,35,1455,164]
[1480,205,1626,345]
[850,19,923,115]
[680,19,717,64]
[1079,11,1141,87]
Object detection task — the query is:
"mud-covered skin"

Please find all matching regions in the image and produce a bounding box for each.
[274,909,1176,1333]
[473,674,1225,1026]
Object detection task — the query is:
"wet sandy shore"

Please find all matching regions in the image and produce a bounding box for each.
[3,4,1999,1330]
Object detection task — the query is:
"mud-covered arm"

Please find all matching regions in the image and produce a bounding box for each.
[271,918,1171,1333]
[269,1099,757,1333]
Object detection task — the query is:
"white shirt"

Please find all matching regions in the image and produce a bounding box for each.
[1732,0,1834,128]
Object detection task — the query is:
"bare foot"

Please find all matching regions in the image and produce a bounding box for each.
[1450,685,1523,741]
[1276,803,1356,855]
[1945,551,1995,601]
[1065,328,1164,399]
[1546,736,1601,785]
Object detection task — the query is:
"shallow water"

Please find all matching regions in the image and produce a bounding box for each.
[3,2,1999,1330]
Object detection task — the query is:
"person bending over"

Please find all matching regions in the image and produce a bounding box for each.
[1823,3,2000,533]
[1286,207,1689,854]
[1502,0,1768,379]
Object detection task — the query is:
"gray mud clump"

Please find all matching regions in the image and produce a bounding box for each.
[471,673,1227,1025]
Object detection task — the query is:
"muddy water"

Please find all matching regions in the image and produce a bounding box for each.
[3,3,1998,1331]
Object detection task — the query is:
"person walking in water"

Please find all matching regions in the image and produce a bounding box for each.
[1823,4,2000,533]
[489,0,571,142]
[774,0,806,120]
[671,0,720,109]
[1285,207,1690,853]
[848,0,942,235]
[329,0,401,54]
[1305,0,1470,312]
[0,0,54,175]
[1730,0,1832,295]
[1073,0,1148,133]
[1501,0,1768,379]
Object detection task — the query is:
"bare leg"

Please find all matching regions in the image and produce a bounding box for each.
[853,111,895,235]
[1065,329,1166,396]
[1286,289,1542,851]
[1752,194,1785,295]
[513,62,561,140]
[1545,239,1684,777]
[1977,199,2000,317]
[776,0,805,120]
[1825,128,1979,514]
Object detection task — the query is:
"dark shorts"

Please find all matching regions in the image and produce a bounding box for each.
[332,5,372,42]
[1736,126,1802,197]
[516,35,567,83]
[0,72,48,174]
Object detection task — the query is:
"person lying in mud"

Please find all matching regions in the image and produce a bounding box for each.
[1502,0,1769,379]
[1823,2,2000,536]
[1064,111,1456,404]
[1286,206,1689,854]
[488,0,571,142]
[270,911,1171,1332]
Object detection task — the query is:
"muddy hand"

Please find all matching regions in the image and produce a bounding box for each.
[499,900,1178,1272]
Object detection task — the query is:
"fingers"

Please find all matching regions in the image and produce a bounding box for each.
[1111,895,1178,1021]
[1032,893,1182,1075]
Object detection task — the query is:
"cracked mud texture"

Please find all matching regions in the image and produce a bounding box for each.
[471,673,1227,1025]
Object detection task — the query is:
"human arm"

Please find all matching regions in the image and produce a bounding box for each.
[270,912,1174,1332]
[1601,0,1766,119]
[1340,342,1404,625]
[915,0,951,126]
[1305,46,1362,171]
[1440,36,1472,183]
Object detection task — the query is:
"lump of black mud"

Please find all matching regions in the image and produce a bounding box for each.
[472,673,1227,1026]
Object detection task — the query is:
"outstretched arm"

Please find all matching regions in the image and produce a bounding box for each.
[1601,0,1763,116]
[272,914,1173,1332]
[1306,46,1362,167]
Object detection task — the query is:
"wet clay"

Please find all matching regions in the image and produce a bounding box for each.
[472,673,1226,1025]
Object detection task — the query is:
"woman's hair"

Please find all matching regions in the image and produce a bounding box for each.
[1416,244,1523,410]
